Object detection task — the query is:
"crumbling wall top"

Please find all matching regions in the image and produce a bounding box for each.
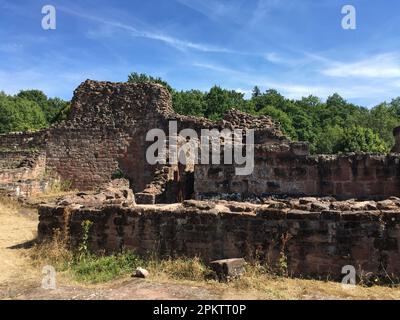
[62,80,174,129]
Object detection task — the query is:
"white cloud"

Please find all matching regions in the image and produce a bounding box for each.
[192,60,398,102]
[60,7,231,53]
[322,53,400,78]
[264,52,305,66]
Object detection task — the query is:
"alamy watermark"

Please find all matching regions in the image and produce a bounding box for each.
[146,121,255,176]
[41,5,56,30]
[341,265,356,289]
[341,5,356,30]
[41,265,56,290]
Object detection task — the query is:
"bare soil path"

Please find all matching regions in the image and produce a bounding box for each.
[0,203,40,298]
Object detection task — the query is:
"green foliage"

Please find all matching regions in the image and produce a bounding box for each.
[71,250,142,283]
[0,90,68,133]
[258,105,297,139]
[68,220,143,283]
[2,71,400,155]
[204,85,246,120]
[314,125,344,154]
[17,90,69,123]
[338,126,388,153]
[51,102,71,123]
[172,90,206,117]
[78,220,93,259]
[127,72,173,93]
[0,94,47,133]
[111,165,126,180]
[368,103,398,147]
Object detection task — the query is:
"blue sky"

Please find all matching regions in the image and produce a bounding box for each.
[1,0,400,107]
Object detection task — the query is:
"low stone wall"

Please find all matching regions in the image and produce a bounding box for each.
[195,144,400,200]
[0,151,47,197]
[38,199,400,279]
[0,130,47,150]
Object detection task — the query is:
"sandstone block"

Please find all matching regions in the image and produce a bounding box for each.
[209,258,246,282]
[133,267,150,279]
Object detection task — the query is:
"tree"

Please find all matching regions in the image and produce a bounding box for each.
[204,86,245,120]
[314,125,344,154]
[127,72,173,93]
[1,72,398,155]
[172,90,206,117]
[368,103,398,147]
[337,126,388,153]
[326,93,346,108]
[250,88,285,112]
[51,102,71,123]
[16,90,68,124]
[252,86,261,98]
[0,94,47,133]
[258,105,297,139]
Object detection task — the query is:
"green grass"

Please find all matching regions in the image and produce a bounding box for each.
[71,251,143,283]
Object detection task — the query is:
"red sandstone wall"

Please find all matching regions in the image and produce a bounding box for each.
[38,204,400,279]
[0,151,47,196]
[44,81,174,192]
[42,80,289,193]
[195,144,400,199]
[0,131,47,149]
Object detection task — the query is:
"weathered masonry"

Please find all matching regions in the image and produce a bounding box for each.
[0,80,287,200]
[38,198,400,279]
[195,145,400,200]
[1,80,400,201]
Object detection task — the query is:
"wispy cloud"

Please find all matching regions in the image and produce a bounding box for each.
[322,53,400,78]
[192,60,398,102]
[59,7,231,53]
[250,0,282,26]
[265,51,400,80]
[175,0,244,24]
[264,52,306,66]
[265,50,336,67]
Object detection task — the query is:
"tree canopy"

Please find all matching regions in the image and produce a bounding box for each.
[0,90,69,133]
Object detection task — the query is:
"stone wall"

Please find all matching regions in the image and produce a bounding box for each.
[0,80,287,202]
[0,151,47,197]
[195,143,400,200]
[38,199,400,279]
[44,80,175,192]
[0,131,47,150]
[2,79,400,203]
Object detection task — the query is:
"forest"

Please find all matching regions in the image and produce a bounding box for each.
[1,72,399,155]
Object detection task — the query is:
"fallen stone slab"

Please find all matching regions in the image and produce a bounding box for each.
[133,267,150,279]
[209,258,246,282]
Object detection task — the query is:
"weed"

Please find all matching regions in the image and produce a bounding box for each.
[78,220,93,260]
[278,232,292,276]
[71,250,143,283]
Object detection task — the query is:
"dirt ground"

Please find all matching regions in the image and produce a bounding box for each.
[0,200,222,300]
[2,199,400,300]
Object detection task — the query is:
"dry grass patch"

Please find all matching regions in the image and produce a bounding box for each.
[29,229,73,271]
[146,256,211,282]
[0,198,39,289]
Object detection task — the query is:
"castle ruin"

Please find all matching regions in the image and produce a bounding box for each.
[2,80,400,279]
